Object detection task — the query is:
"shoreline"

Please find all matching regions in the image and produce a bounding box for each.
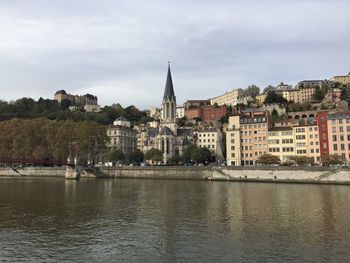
[0,166,350,185]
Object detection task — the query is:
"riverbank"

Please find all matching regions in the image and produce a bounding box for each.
[1,166,350,184]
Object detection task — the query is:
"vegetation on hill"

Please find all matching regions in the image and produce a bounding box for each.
[0,97,151,125]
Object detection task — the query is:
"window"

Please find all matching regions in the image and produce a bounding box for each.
[341,144,345,151]
[340,127,344,133]
[333,144,338,151]
[333,135,337,141]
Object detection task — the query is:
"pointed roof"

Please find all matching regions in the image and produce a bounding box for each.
[163,62,176,100]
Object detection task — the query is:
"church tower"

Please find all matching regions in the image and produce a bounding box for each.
[161,62,177,133]
[162,62,176,122]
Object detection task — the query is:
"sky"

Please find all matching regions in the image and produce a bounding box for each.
[0,0,349,109]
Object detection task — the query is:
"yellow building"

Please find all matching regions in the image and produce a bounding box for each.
[268,127,294,162]
[330,74,350,87]
[226,116,241,166]
[305,125,321,163]
[280,87,315,103]
[239,112,269,166]
[256,93,267,106]
[294,126,308,156]
[327,112,350,162]
[211,89,244,106]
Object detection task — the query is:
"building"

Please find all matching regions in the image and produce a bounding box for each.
[54,90,98,106]
[295,80,333,89]
[196,128,224,162]
[279,86,316,103]
[317,111,330,158]
[185,106,228,122]
[210,89,245,107]
[327,112,350,162]
[184,100,211,109]
[84,104,101,112]
[268,127,294,162]
[226,115,241,166]
[329,73,350,87]
[149,107,161,119]
[226,111,270,166]
[276,82,292,91]
[106,119,137,154]
[138,64,194,164]
[176,106,185,119]
[256,93,267,106]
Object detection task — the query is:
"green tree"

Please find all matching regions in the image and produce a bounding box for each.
[263,85,275,94]
[182,144,198,163]
[109,149,125,162]
[191,147,212,164]
[127,149,144,164]
[264,91,287,104]
[145,148,163,163]
[256,154,280,165]
[245,85,260,98]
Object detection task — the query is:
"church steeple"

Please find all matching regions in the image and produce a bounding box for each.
[163,62,176,101]
[162,62,176,122]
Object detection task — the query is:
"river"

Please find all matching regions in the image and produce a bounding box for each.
[0,178,350,262]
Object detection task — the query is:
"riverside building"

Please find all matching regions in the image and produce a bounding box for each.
[327,112,350,162]
[196,128,224,162]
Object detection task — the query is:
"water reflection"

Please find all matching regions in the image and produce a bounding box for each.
[0,178,350,262]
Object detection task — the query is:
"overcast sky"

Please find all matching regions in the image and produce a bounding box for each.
[0,0,349,109]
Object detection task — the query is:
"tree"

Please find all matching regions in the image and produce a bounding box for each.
[191,147,212,164]
[256,154,281,165]
[144,148,163,163]
[264,91,287,104]
[313,86,325,101]
[290,156,313,166]
[127,149,144,164]
[340,88,350,100]
[109,149,125,162]
[271,109,279,121]
[263,85,275,94]
[322,154,344,166]
[182,144,198,163]
[168,155,182,165]
[245,85,260,98]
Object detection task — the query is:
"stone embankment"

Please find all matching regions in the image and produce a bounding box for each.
[1,166,350,184]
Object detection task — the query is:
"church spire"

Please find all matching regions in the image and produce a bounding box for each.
[163,62,176,101]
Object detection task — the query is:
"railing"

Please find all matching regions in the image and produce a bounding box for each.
[0,159,67,166]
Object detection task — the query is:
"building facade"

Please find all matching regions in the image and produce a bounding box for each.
[196,128,224,162]
[210,89,245,106]
[327,112,350,162]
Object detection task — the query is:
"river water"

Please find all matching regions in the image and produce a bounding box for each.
[0,178,350,262]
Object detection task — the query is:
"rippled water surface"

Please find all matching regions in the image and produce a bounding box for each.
[1,178,350,262]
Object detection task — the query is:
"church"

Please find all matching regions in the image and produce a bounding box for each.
[140,64,194,164]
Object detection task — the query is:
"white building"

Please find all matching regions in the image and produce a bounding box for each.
[210,89,245,107]
[196,128,224,162]
[176,106,185,119]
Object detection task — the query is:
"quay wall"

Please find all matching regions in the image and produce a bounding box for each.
[0,166,350,184]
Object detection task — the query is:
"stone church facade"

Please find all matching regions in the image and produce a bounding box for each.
[140,64,194,164]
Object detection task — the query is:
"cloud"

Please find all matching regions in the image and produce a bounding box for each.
[0,0,349,109]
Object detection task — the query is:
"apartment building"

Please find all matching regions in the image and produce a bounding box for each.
[196,129,224,162]
[210,89,245,106]
[239,111,269,166]
[268,127,294,162]
[106,118,137,154]
[327,112,350,162]
[280,86,316,103]
[226,115,241,166]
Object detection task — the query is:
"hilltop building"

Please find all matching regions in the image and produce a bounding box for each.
[330,73,350,87]
[54,90,100,112]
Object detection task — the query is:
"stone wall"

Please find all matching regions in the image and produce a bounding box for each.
[1,165,349,185]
